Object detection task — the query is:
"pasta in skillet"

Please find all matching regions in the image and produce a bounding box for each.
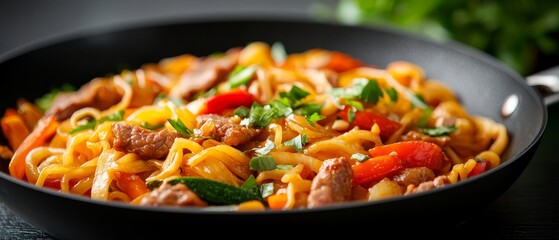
[1,42,508,210]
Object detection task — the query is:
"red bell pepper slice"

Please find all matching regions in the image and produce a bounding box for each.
[339,106,402,140]
[352,155,404,186]
[368,141,444,170]
[198,89,256,115]
[468,160,488,177]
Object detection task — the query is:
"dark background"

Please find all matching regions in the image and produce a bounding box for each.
[1,1,558,239]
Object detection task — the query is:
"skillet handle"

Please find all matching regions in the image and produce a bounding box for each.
[526,65,559,106]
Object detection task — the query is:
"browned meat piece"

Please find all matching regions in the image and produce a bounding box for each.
[112,122,181,160]
[169,48,240,100]
[404,175,450,195]
[392,167,435,186]
[400,130,450,147]
[307,157,353,208]
[139,183,207,207]
[196,114,261,146]
[47,78,123,121]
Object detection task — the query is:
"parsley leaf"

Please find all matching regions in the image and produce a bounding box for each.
[385,87,398,102]
[360,79,384,104]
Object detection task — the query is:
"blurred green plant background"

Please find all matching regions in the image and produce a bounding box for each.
[312,0,559,76]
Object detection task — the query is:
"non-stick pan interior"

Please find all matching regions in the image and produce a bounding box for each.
[0,19,548,236]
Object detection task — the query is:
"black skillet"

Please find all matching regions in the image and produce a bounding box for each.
[0,18,556,239]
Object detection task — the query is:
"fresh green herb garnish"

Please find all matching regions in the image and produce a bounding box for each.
[241,102,278,128]
[419,125,458,137]
[408,91,429,109]
[351,153,370,162]
[250,156,277,171]
[34,83,76,111]
[238,86,322,128]
[240,175,260,196]
[228,65,256,88]
[69,110,124,134]
[347,107,356,123]
[342,98,365,111]
[385,87,398,102]
[269,100,293,118]
[276,165,295,170]
[196,87,217,99]
[260,182,275,199]
[146,180,163,190]
[360,79,384,104]
[254,139,276,155]
[293,103,322,116]
[416,107,433,128]
[167,118,194,138]
[233,106,250,118]
[283,134,308,152]
[306,112,326,125]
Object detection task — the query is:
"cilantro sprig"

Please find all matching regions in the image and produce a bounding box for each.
[237,86,324,128]
[329,78,399,115]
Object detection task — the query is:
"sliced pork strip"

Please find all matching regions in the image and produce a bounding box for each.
[196,114,261,146]
[46,78,123,121]
[170,48,240,100]
[112,122,181,160]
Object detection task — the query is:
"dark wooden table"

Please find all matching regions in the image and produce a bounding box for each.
[1,1,559,239]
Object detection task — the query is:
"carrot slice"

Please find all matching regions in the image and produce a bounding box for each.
[1,108,30,150]
[267,193,288,210]
[114,171,149,200]
[9,115,59,179]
